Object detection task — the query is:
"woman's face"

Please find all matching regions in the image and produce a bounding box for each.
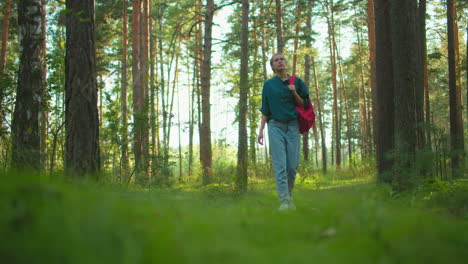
[271,54,287,73]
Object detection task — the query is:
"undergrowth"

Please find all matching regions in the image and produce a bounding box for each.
[0,170,467,264]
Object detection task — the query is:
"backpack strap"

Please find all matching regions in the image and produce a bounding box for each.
[289,75,296,85]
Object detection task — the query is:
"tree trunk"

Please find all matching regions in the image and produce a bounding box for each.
[0,0,13,131]
[292,0,302,76]
[236,0,249,192]
[291,0,309,161]
[274,0,283,53]
[177,78,183,181]
[196,0,203,171]
[356,19,370,159]
[11,0,45,170]
[336,48,352,165]
[259,0,269,164]
[98,75,103,129]
[447,0,465,178]
[65,0,100,176]
[149,4,157,179]
[419,0,431,148]
[200,0,214,185]
[326,0,341,169]
[141,0,150,180]
[249,17,259,169]
[132,0,149,184]
[367,0,377,154]
[188,61,195,176]
[190,0,203,177]
[165,41,181,169]
[260,0,268,80]
[132,0,142,182]
[391,0,419,189]
[157,5,166,172]
[312,56,327,173]
[414,0,425,150]
[40,0,48,170]
[0,0,12,73]
[374,0,394,183]
[121,0,129,182]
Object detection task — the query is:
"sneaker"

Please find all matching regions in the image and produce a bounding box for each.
[288,200,296,210]
[288,196,296,210]
[278,202,289,211]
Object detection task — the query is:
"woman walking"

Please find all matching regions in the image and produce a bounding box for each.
[257,53,310,211]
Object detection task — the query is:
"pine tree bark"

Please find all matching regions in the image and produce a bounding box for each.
[414,0,426,150]
[0,0,12,73]
[195,0,203,173]
[65,0,100,176]
[274,0,283,53]
[132,0,149,184]
[200,0,214,185]
[292,0,302,76]
[0,0,13,131]
[132,0,143,182]
[419,0,431,148]
[236,0,249,192]
[121,0,129,182]
[367,0,376,154]
[11,0,45,170]
[149,8,158,179]
[259,0,268,80]
[140,0,150,179]
[447,0,465,178]
[374,0,394,183]
[391,0,420,189]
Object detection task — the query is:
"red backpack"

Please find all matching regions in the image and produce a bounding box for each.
[290,75,315,134]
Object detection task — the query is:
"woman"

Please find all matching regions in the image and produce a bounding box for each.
[257,53,310,211]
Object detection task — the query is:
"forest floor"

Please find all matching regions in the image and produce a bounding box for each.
[1,170,467,264]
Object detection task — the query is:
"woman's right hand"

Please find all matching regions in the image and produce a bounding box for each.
[257,130,264,145]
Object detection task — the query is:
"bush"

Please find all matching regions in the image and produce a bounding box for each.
[423,179,468,218]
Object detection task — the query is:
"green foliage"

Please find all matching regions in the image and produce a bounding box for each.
[0,66,16,126]
[1,170,468,263]
[422,179,468,218]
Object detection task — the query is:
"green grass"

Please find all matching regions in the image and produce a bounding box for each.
[1,171,467,264]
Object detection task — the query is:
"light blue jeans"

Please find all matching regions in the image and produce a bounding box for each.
[268,119,300,204]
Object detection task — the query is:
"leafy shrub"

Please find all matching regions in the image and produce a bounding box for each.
[423,179,468,218]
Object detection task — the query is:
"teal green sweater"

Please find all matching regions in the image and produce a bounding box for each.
[260,75,310,122]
